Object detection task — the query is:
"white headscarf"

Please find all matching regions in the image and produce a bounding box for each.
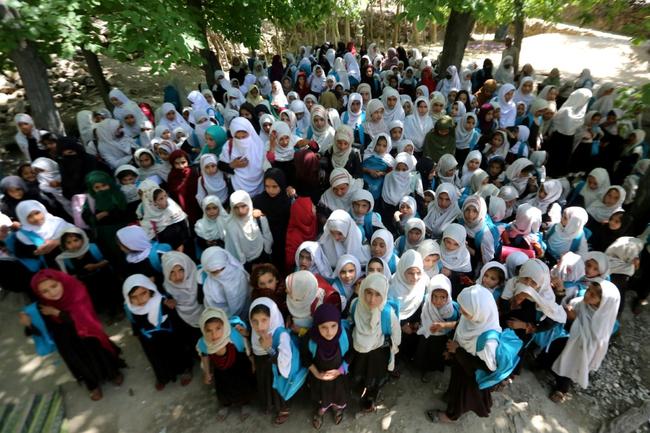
[201,246,250,317]
[344,52,361,82]
[580,168,611,208]
[159,102,193,136]
[14,113,43,160]
[134,148,170,181]
[402,218,427,251]
[605,236,645,276]
[509,203,542,236]
[137,179,187,239]
[389,250,428,320]
[270,121,296,162]
[514,76,536,108]
[198,307,234,354]
[437,153,460,188]
[552,280,620,388]
[116,225,152,263]
[403,97,433,151]
[95,118,137,169]
[505,157,534,194]
[371,229,398,267]
[497,83,517,128]
[331,125,354,168]
[418,239,441,278]
[319,209,370,268]
[122,274,166,327]
[197,153,228,203]
[31,158,62,197]
[353,274,394,355]
[249,297,285,356]
[310,105,335,154]
[55,227,92,272]
[194,195,228,241]
[583,251,610,281]
[225,117,266,196]
[343,93,364,127]
[456,113,479,152]
[332,254,362,303]
[161,251,202,327]
[424,182,462,239]
[455,284,501,370]
[437,65,461,97]
[590,82,616,116]
[319,168,362,211]
[586,186,625,223]
[285,270,323,328]
[271,81,289,108]
[547,207,588,256]
[510,259,567,323]
[15,200,71,245]
[364,99,388,139]
[381,152,413,206]
[528,179,563,212]
[382,87,405,123]
[552,89,592,135]
[440,223,472,272]
[295,241,333,279]
[226,190,265,261]
[109,88,144,125]
[418,274,455,337]
[494,55,514,84]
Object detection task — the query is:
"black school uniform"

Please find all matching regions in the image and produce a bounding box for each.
[301,335,349,411]
[64,251,122,315]
[202,343,256,407]
[445,347,493,420]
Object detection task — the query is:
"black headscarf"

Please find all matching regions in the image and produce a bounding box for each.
[57,136,98,199]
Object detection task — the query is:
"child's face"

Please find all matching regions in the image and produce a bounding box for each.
[494,108,501,119]
[313,115,326,130]
[481,268,501,289]
[204,320,224,343]
[538,185,547,200]
[431,289,448,309]
[603,189,620,206]
[608,213,623,230]
[262,122,272,134]
[332,183,349,198]
[154,191,169,209]
[518,276,539,290]
[583,283,602,308]
[330,230,345,243]
[491,134,503,148]
[483,110,494,122]
[465,117,475,131]
[371,108,384,122]
[129,286,152,307]
[423,254,439,270]
[437,192,451,210]
[450,103,459,117]
[251,312,271,335]
[205,203,220,219]
[399,202,413,216]
[93,182,110,193]
[463,206,479,223]
[404,144,414,154]
[169,264,185,284]
[6,186,24,200]
[424,193,434,206]
[64,235,84,252]
[591,115,602,125]
[585,259,600,278]
[395,162,409,172]
[374,138,388,154]
[120,174,137,185]
[467,158,480,171]
[587,175,598,190]
[371,238,386,258]
[403,266,422,285]
[418,102,429,115]
[488,162,502,177]
[363,288,383,309]
[516,104,526,117]
[336,139,350,152]
[443,166,456,177]
[318,321,339,341]
[43,139,57,154]
[264,178,281,198]
[437,128,450,137]
[387,96,398,109]
[18,121,33,135]
[37,279,64,301]
[560,214,569,228]
[298,250,313,270]
[504,90,514,102]
[389,127,402,141]
[139,154,154,168]
[443,237,459,251]
[27,210,45,226]
[258,272,278,290]
[203,162,218,176]
[158,149,170,161]
[353,200,371,216]
[407,228,422,245]
[234,203,249,218]
[367,261,384,274]
[20,166,37,182]
[339,263,357,284]
[124,114,136,126]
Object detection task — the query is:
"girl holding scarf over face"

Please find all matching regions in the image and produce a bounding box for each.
[194,195,228,251]
[319,209,370,274]
[123,274,194,391]
[200,246,251,317]
[439,223,473,298]
[403,97,434,152]
[423,183,462,240]
[20,269,125,401]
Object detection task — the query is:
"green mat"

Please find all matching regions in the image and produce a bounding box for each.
[0,388,66,433]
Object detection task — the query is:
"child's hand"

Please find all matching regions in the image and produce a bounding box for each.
[500,230,511,245]
[459,275,474,286]
[230,157,249,169]
[96,211,109,220]
[18,312,32,327]
[252,209,264,218]
[446,340,459,354]
[441,267,452,277]
[320,369,341,381]
[234,324,249,338]
[564,305,577,321]
[429,322,443,333]
[39,305,60,317]
[286,186,296,198]
[164,299,177,309]
[34,239,59,255]
[259,333,273,350]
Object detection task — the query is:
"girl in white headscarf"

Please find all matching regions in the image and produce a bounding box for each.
[294,241,333,279]
[363,99,388,140]
[494,55,515,84]
[318,168,363,213]
[436,65,461,98]
[403,97,434,152]
[504,157,535,196]
[460,150,482,188]
[550,280,619,399]
[436,154,461,189]
[195,154,228,204]
[341,93,365,128]
[134,148,170,182]
[440,223,472,284]
[318,209,370,270]
[349,273,401,412]
[370,229,399,274]
[309,105,335,154]
[496,83,517,128]
[200,246,250,316]
[220,117,267,196]
[136,180,188,247]
[382,87,405,123]
[122,273,194,389]
[225,190,272,266]
[161,251,202,328]
[423,183,462,240]
[395,218,426,256]
[415,274,459,378]
[461,195,498,266]
[194,195,228,250]
[545,207,589,261]
[455,113,481,158]
[109,88,144,126]
[271,81,289,109]
[31,157,72,216]
[571,167,611,208]
[285,270,328,330]
[513,76,536,108]
[418,239,442,279]
[380,151,421,208]
[159,102,193,137]
[605,236,644,312]
[95,118,138,170]
[344,52,361,85]
[526,179,563,224]
[329,254,362,309]
[14,113,46,161]
[586,185,625,224]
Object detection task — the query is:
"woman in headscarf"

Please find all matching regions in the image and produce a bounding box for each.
[496,83,517,128]
[494,55,514,84]
[196,153,228,205]
[424,183,462,240]
[166,150,200,224]
[513,76,536,108]
[471,59,494,93]
[94,118,137,170]
[308,105,335,154]
[382,87,405,124]
[546,89,592,177]
[109,88,144,126]
[420,66,437,94]
[14,113,47,161]
[545,207,589,262]
[436,65,461,98]
[404,97,434,152]
[423,115,455,162]
[200,246,251,317]
[161,251,202,329]
[22,269,125,400]
[322,125,363,179]
[194,195,228,251]
[225,190,273,269]
[219,117,267,196]
[318,209,370,272]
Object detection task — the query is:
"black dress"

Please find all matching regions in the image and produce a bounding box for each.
[415,333,451,373]
[301,338,349,410]
[207,344,256,407]
[129,302,194,385]
[398,306,422,361]
[65,252,122,315]
[445,347,492,420]
[254,354,288,412]
[350,343,390,410]
[27,312,125,390]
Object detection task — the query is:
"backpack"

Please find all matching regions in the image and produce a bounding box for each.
[197,316,248,354]
[349,297,400,338]
[271,327,308,401]
[23,302,57,356]
[307,329,350,373]
[148,241,172,272]
[474,329,523,390]
[474,216,503,260]
[5,231,47,272]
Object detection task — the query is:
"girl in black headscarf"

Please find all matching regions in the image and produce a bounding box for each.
[57,136,100,199]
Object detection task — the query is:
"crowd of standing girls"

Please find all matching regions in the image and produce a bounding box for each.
[5,38,650,428]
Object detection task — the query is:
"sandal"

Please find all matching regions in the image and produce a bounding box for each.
[180,372,193,386]
[274,410,290,425]
[216,407,230,421]
[549,390,568,403]
[312,413,323,430]
[425,409,452,423]
[240,405,252,421]
[334,409,344,425]
[89,388,103,401]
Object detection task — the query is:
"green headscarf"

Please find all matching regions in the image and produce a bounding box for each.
[423,115,456,162]
[85,170,127,212]
[201,125,228,157]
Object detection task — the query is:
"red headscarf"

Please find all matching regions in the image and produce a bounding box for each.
[31,269,117,355]
[346,42,357,56]
[166,150,200,224]
[295,71,310,99]
[420,66,437,93]
[284,197,317,272]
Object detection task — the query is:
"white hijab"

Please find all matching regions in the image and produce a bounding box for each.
[381,152,413,206]
[295,241,333,279]
[418,274,455,337]
[15,200,72,244]
[552,89,592,135]
[371,229,398,268]
[116,225,153,264]
[353,274,392,354]
[389,250,428,320]
[455,113,479,152]
[194,195,228,241]
[123,274,166,327]
[605,236,645,276]
[332,254,362,303]
[403,97,433,151]
[226,190,264,261]
[580,168,611,208]
[418,239,441,279]
[285,270,323,328]
[382,87,405,123]
[319,209,370,269]
[497,83,517,128]
[225,117,266,196]
[201,246,250,317]
[162,251,202,327]
[137,179,187,238]
[310,105,335,154]
[547,207,588,256]
[270,121,297,162]
[461,150,483,188]
[424,182,462,239]
[440,223,472,272]
[319,168,362,211]
[249,297,285,356]
[586,186,625,223]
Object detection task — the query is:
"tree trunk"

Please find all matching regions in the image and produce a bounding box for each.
[81,48,112,110]
[513,0,525,74]
[431,22,437,44]
[344,17,351,42]
[437,9,476,78]
[187,0,217,89]
[412,20,420,45]
[392,5,400,46]
[368,2,374,43]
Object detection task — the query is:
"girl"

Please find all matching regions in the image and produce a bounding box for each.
[370,229,399,274]
[507,125,531,162]
[586,185,626,227]
[403,97,433,152]
[462,195,500,266]
[95,118,138,171]
[21,270,125,401]
[549,280,620,402]
[423,116,455,163]
[219,117,267,197]
[13,200,73,270]
[197,307,255,421]
[200,246,251,317]
[225,190,273,268]
[380,152,423,232]
[570,111,604,173]
[415,274,459,380]
[363,99,388,142]
[201,125,228,157]
[134,148,170,182]
[590,209,631,252]
[166,150,200,224]
[482,130,510,162]
[389,250,429,363]
[294,241,333,279]
[286,269,342,334]
[302,304,349,429]
[527,179,563,225]
[138,181,191,251]
[501,203,544,258]
[285,197,318,273]
[0,175,45,221]
[249,297,307,425]
[318,168,363,218]
[362,133,395,199]
[55,227,121,315]
[161,251,203,329]
[394,196,419,234]
[329,254,362,310]
[436,154,461,189]
[423,183,462,240]
[319,209,370,272]
[250,263,288,316]
[31,157,71,216]
[322,125,362,179]
[545,206,588,262]
[550,252,587,305]
[115,165,141,217]
[418,239,442,279]
[349,189,385,245]
[395,218,426,256]
[367,257,393,280]
[123,274,194,390]
[605,236,644,313]
[116,225,171,284]
[460,150,482,188]
[267,122,297,184]
[309,105,335,154]
[479,261,507,300]
[194,195,228,251]
[440,224,473,298]
[349,273,401,412]
[568,167,610,207]
[196,154,229,205]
